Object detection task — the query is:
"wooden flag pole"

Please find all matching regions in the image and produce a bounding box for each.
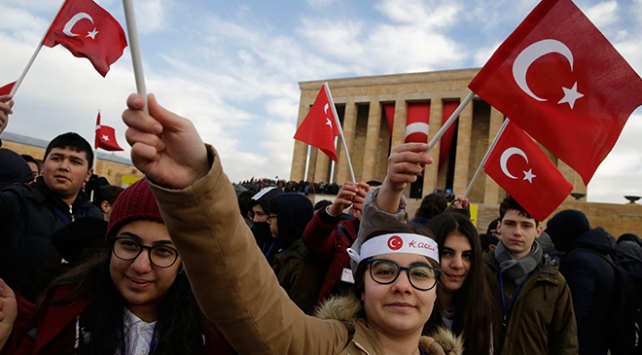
[463,118,509,198]
[324,82,356,183]
[122,0,148,113]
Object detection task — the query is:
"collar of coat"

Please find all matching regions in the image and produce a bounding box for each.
[315,294,464,355]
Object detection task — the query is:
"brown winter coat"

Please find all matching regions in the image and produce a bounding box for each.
[149,145,463,355]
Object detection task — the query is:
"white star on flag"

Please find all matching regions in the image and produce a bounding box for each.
[523,169,536,183]
[102,135,109,141]
[558,82,584,109]
[86,28,99,39]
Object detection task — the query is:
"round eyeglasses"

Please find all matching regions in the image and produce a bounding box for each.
[367,258,440,291]
[112,236,180,268]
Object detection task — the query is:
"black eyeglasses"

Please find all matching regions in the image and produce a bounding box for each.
[267,215,277,223]
[367,258,440,291]
[112,236,180,268]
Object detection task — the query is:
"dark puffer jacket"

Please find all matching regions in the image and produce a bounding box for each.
[547,209,616,355]
[270,193,326,314]
[0,177,102,288]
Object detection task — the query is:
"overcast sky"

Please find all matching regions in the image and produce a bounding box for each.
[1,0,641,204]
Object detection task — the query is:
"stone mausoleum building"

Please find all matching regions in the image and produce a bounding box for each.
[290,68,641,236]
[1,131,141,187]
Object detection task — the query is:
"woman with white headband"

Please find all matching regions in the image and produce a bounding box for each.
[364,143,501,355]
[118,94,463,355]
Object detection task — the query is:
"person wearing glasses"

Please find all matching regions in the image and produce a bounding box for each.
[113,93,462,354]
[368,143,502,355]
[0,178,235,354]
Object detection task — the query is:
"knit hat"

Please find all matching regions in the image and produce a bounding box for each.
[106,178,164,238]
[545,209,591,252]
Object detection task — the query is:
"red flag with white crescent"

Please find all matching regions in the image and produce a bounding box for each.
[469,0,642,185]
[95,112,123,151]
[484,121,572,221]
[294,84,340,162]
[42,0,127,77]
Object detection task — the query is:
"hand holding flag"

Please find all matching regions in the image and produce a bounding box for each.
[294,84,340,162]
[95,112,123,151]
[469,0,642,184]
[43,0,127,77]
[484,121,572,221]
[0,82,15,135]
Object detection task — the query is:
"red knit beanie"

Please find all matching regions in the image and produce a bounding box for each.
[106,178,164,238]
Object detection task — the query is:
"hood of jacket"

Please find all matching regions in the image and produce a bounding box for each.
[315,294,464,355]
[567,227,617,255]
[0,148,34,189]
[275,193,313,249]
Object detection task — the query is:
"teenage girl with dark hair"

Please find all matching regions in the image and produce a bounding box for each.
[0,179,235,354]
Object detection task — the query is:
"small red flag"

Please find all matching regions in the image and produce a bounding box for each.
[0,82,16,96]
[294,84,340,162]
[469,0,642,185]
[484,121,572,221]
[42,0,127,77]
[95,112,123,151]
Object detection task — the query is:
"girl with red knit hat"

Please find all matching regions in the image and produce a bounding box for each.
[0,178,235,354]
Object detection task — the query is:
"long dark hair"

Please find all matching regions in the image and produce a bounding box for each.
[425,213,501,355]
[36,241,206,354]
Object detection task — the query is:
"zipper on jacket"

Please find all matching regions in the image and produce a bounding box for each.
[352,340,373,355]
[69,205,75,223]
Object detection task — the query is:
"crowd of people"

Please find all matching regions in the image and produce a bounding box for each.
[0,92,641,354]
[235,178,342,196]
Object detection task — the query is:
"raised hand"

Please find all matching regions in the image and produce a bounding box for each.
[327,181,371,218]
[378,143,433,213]
[122,94,209,189]
[451,196,469,209]
[0,95,14,135]
[0,278,17,351]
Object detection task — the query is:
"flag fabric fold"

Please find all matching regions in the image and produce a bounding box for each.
[294,84,340,162]
[42,0,127,77]
[95,112,123,151]
[469,0,642,185]
[0,82,16,96]
[484,121,572,221]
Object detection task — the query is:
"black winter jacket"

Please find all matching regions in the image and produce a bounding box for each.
[0,177,102,288]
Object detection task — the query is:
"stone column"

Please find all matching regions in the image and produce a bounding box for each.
[314,150,331,183]
[306,148,318,182]
[452,98,474,196]
[362,99,381,182]
[391,98,410,196]
[336,100,358,184]
[391,99,408,147]
[423,98,441,198]
[484,107,504,204]
[290,100,311,182]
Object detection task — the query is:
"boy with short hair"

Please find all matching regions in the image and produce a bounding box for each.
[485,195,578,354]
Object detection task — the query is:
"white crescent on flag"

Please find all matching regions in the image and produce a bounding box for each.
[63,12,95,37]
[404,122,429,140]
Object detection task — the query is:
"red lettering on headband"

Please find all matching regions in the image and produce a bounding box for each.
[387,236,403,250]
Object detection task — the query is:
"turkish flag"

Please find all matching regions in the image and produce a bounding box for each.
[294,84,340,161]
[405,102,430,144]
[469,0,642,185]
[0,82,16,96]
[484,121,572,221]
[42,0,127,77]
[95,112,123,151]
